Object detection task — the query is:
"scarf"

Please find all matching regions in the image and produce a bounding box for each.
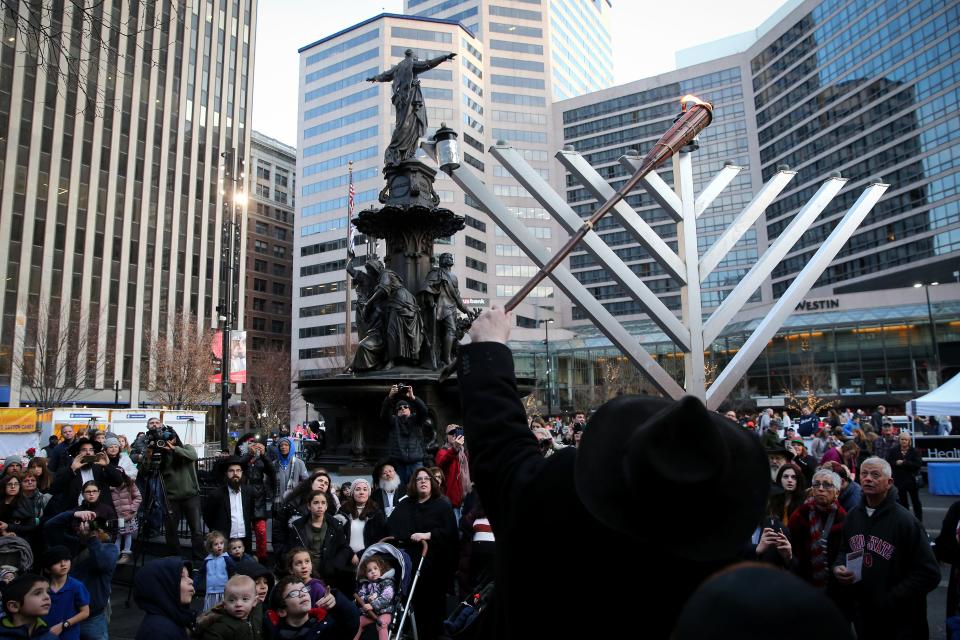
[805,497,837,589]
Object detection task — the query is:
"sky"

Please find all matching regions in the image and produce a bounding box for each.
[252,0,787,147]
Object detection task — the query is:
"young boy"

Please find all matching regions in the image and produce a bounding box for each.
[195,575,257,640]
[265,577,341,639]
[234,560,274,640]
[41,546,90,640]
[0,574,55,638]
[228,538,256,565]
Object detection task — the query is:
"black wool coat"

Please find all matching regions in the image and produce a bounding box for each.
[458,342,732,639]
[202,484,255,551]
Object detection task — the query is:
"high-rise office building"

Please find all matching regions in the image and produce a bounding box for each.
[247,131,295,356]
[0,1,257,407]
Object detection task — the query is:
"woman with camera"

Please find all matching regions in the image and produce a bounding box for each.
[435,423,471,522]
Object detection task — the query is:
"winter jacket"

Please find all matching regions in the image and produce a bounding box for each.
[235,449,276,519]
[286,514,352,582]
[788,499,847,586]
[356,569,396,615]
[833,490,940,638]
[47,440,75,474]
[839,481,863,514]
[886,446,922,490]
[110,483,142,535]
[70,534,119,616]
[457,342,734,639]
[156,443,200,501]
[202,485,255,552]
[935,499,960,630]
[274,438,309,504]
[263,589,358,640]
[872,436,898,464]
[434,445,467,507]
[233,560,274,639]
[0,618,57,639]
[381,396,431,464]
[196,554,236,597]
[134,557,196,640]
[335,504,388,556]
[46,464,124,519]
[194,604,254,640]
[387,494,458,586]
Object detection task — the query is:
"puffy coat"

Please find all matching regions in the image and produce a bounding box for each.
[382,396,431,465]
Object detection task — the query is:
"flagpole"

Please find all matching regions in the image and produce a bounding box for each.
[344,161,354,366]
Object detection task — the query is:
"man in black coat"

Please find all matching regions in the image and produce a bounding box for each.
[381,384,431,486]
[46,437,124,518]
[833,456,939,638]
[47,425,77,473]
[457,307,771,639]
[202,458,255,552]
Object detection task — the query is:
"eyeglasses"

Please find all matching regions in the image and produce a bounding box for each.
[415,476,431,483]
[284,588,308,599]
[811,482,836,489]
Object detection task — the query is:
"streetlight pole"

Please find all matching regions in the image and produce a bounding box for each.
[915,281,941,388]
[540,318,554,416]
[219,149,245,452]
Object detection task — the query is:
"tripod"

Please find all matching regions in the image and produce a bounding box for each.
[124,450,169,606]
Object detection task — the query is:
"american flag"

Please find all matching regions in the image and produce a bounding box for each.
[347,161,355,248]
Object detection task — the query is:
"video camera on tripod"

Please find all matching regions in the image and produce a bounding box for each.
[144,424,178,471]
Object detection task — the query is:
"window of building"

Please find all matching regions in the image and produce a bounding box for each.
[271,320,284,333]
[253,278,267,292]
[516,315,538,328]
[465,235,486,252]
[273,282,286,295]
[275,228,287,241]
[255,221,269,235]
[464,215,486,232]
[391,26,452,43]
[252,297,266,311]
[272,301,285,314]
[272,263,286,276]
[275,169,288,187]
[465,277,487,293]
[256,166,271,180]
[256,184,270,198]
[465,257,486,273]
[254,240,269,254]
[273,246,286,259]
[274,191,288,205]
[497,284,553,298]
[253,259,267,272]
[252,317,266,330]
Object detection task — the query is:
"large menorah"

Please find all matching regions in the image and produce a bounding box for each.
[425,130,888,410]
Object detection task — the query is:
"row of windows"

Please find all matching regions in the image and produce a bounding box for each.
[303,146,377,178]
[391,26,452,43]
[249,317,286,333]
[461,37,482,62]
[462,57,483,80]
[492,128,547,144]
[464,214,486,232]
[305,28,378,66]
[492,109,546,125]
[299,323,347,339]
[465,235,486,252]
[496,244,521,256]
[490,39,542,55]
[304,68,377,103]
[489,22,542,37]
[493,184,531,198]
[465,278,487,293]
[300,281,345,297]
[495,225,551,239]
[302,238,348,257]
[304,87,378,122]
[491,92,546,107]
[749,0,846,73]
[491,57,544,73]
[251,259,288,276]
[302,188,377,218]
[463,152,485,172]
[252,278,287,295]
[489,4,541,20]
[302,166,378,198]
[491,74,545,90]
[422,87,453,101]
[303,126,378,158]
[463,94,483,116]
[497,285,553,298]
[305,48,379,85]
[300,259,346,277]
[304,106,378,141]
[493,165,548,180]
[465,256,487,273]
[410,0,478,20]
[496,264,538,277]
[302,216,347,237]
[300,301,347,317]
[251,298,287,315]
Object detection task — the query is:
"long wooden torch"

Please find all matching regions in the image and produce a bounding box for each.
[502,94,714,312]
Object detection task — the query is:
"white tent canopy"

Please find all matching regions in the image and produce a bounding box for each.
[907,374,960,416]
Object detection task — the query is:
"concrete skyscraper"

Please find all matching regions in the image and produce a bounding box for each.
[0,1,258,407]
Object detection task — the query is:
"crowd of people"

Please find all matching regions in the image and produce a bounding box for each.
[0,307,957,639]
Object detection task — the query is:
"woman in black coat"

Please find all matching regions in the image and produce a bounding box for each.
[886,432,923,520]
[388,467,458,640]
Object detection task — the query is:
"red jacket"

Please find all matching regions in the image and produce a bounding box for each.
[435,445,465,507]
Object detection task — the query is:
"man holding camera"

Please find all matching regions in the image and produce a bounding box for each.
[46,437,124,519]
[382,384,431,486]
[141,426,204,561]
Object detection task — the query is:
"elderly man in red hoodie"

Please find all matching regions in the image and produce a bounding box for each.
[435,423,470,521]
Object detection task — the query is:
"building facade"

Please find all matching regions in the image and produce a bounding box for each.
[0,0,258,408]
[248,131,295,356]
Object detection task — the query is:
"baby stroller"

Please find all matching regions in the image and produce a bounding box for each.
[356,539,428,640]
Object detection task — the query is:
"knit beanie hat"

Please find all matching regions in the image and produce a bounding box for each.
[3,455,21,468]
[104,437,121,448]
[41,546,72,569]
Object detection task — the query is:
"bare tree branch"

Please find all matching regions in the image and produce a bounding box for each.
[145,312,215,409]
[243,347,295,434]
[12,299,106,409]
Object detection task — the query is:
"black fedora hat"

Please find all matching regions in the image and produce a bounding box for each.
[765,443,795,460]
[68,437,103,457]
[574,395,769,562]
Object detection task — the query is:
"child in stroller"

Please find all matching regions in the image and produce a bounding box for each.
[353,554,394,640]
